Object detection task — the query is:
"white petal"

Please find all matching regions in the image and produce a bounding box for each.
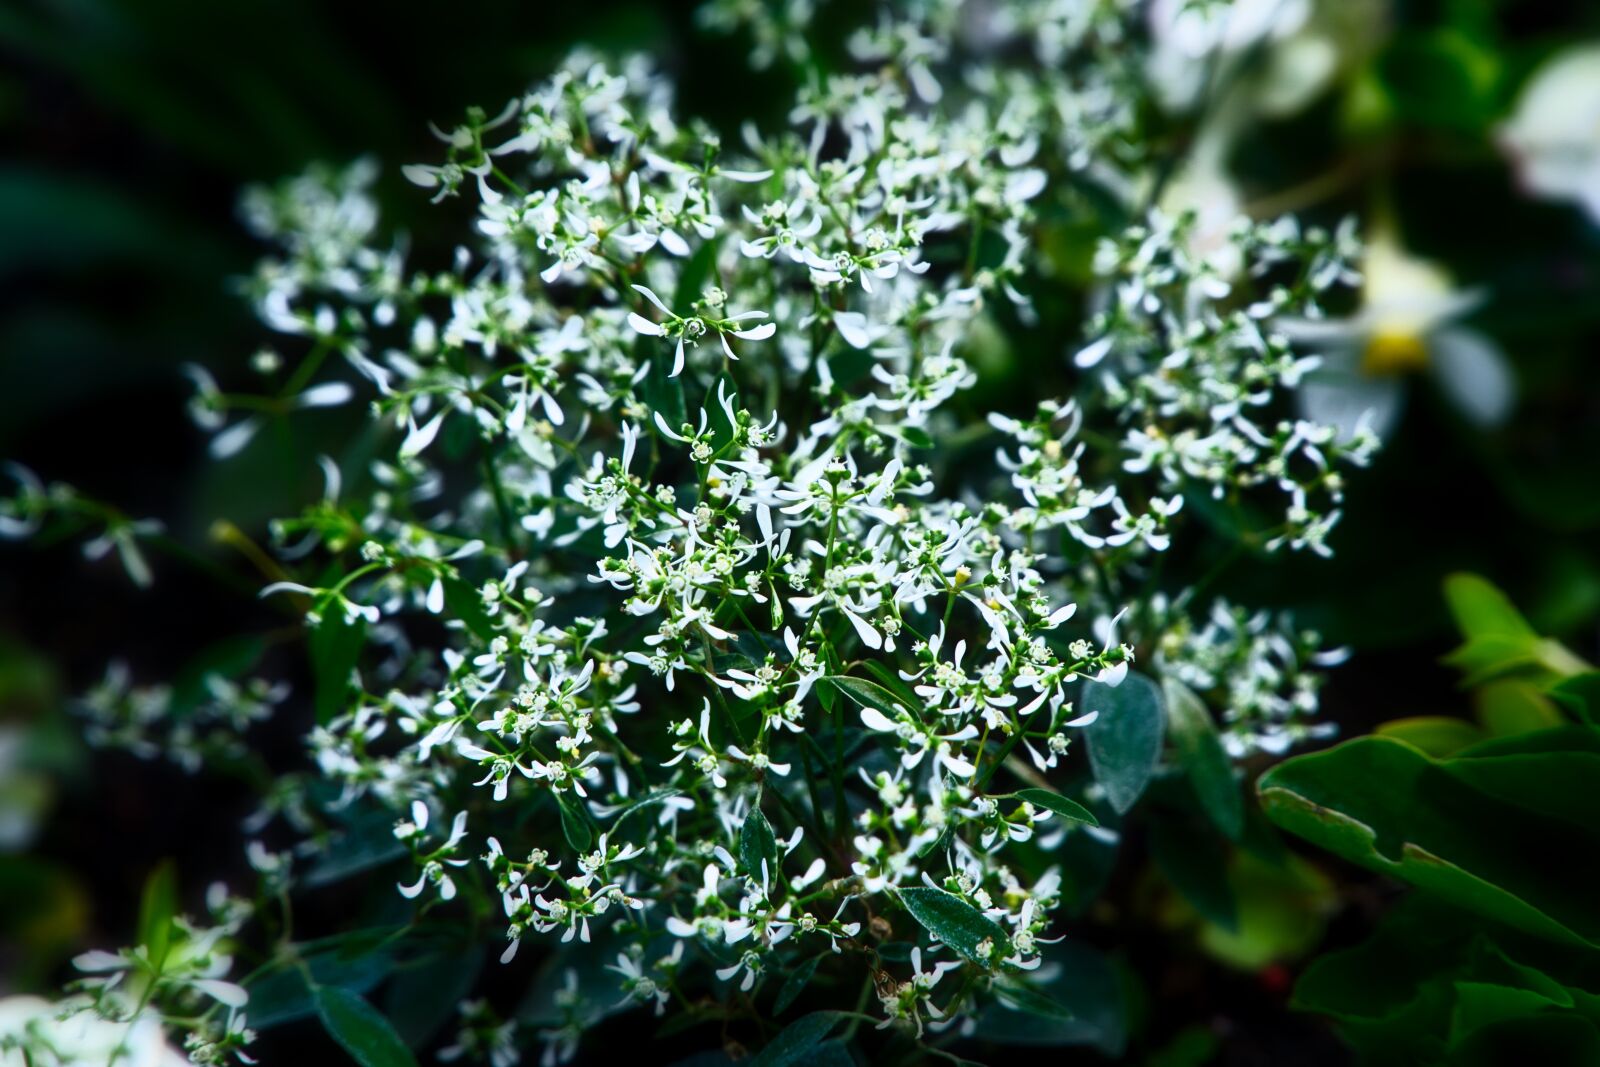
[1429,327,1514,427]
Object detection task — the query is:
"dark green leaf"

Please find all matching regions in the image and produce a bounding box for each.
[773,955,822,1015]
[309,607,365,725]
[823,675,909,722]
[1162,677,1242,839]
[747,1012,846,1067]
[1150,816,1237,933]
[971,939,1127,1054]
[898,886,1009,964]
[739,807,779,883]
[385,944,485,1047]
[558,794,593,854]
[1083,673,1164,814]
[315,985,419,1067]
[1259,737,1600,948]
[1012,788,1098,827]
[994,983,1075,1021]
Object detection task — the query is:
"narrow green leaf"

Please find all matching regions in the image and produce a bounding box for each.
[898,886,1010,964]
[1012,788,1098,827]
[137,860,177,972]
[309,607,365,725]
[314,985,419,1067]
[1162,677,1243,840]
[774,955,822,1015]
[1149,816,1237,932]
[823,675,910,722]
[739,807,779,883]
[1083,673,1165,814]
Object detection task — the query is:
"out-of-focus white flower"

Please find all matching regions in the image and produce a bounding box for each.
[1146,0,1311,110]
[1281,228,1513,440]
[0,995,188,1067]
[1499,44,1600,224]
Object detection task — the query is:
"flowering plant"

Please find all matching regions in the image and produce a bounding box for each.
[2,2,1383,1063]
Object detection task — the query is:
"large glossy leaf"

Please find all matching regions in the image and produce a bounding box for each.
[1083,673,1164,814]
[314,985,419,1067]
[898,886,1010,964]
[1259,736,1600,948]
[1162,676,1242,839]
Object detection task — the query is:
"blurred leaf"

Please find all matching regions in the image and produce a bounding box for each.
[746,1012,845,1067]
[1550,673,1600,727]
[993,982,1074,1022]
[137,859,177,972]
[385,942,485,1048]
[1083,673,1164,814]
[1194,851,1332,971]
[1474,678,1564,737]
[971,940,1127,1055]
[1445,573,1538,642]
[315,985,419,1067]
[1162,676,1242,840]
[773,955,821,1015]
[309,608,364,725]
[1376,716,1486,757]
[1150,815,1236,933]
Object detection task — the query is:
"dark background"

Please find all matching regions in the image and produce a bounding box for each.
[3,1,1599,1063]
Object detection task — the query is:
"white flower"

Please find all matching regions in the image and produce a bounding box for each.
[1499,45,1600,224]
[1281,229,1513,440]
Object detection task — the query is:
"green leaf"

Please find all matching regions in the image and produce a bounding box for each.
[1375,716,1486,758]
[315,985,419,1067]
[898,886,1009,964]
[1012,788,1098,827]
[747,1011,846,1067]
[1549,673,1600,727]
[897,426,934,450]
[1162,677,1242,839]
[773,955,821,1015]
[557,794,593,854]
[1083,673,1164,814]
[704,372,740,452]
[137,860,177,972]
[738,807,778,883]
[1445,573,1538,642]
[385,944,485,1048]
[823,675,909,721]
[994,983,1074,1021]
[309,607,365,725]
[1150,813,1236,932]
[1259,737,1600,948]
[971,939,1127,1054]
[1475,678,1564,737]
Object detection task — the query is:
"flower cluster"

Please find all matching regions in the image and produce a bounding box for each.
[3,1,1385,1061]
